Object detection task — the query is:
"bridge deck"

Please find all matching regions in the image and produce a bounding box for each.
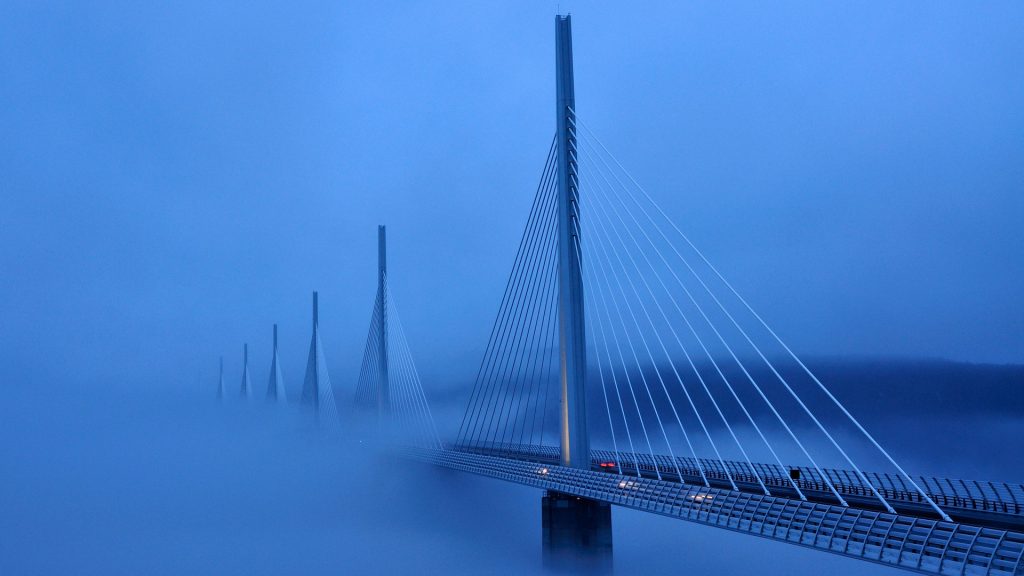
[453,443,1024,531]
[405,447,1024,576]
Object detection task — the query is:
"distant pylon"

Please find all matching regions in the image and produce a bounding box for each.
[266,324,287,402]
[377,225,389,420]
[240,343,252,399]
[301,291,339,427]
[217,356,225,400]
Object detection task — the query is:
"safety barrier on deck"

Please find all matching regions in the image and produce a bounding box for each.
[453,442,1024,522]
[410,446,1024,576]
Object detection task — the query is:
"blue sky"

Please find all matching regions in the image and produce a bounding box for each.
[2,4,1023,575]
[2,1,1022,395]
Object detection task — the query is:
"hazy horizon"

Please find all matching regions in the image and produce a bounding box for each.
[2,1,1021,575]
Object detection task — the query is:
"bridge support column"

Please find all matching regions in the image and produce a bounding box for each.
[301,291,322,415]
[554,14,589,469]
[541,491,612,573]
[377,225,389,421]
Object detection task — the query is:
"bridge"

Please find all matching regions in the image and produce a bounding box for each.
[221,15,1024,576]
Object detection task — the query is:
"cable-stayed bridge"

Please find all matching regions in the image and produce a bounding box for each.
[220,15,1024,576]
[353,225,442,449]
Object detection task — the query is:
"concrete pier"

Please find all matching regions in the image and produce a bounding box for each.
[541,491,612,573]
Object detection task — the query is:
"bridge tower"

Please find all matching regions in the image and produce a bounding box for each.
[377,225,390,420]
[555,13,589,471]
[302,292,323,413]
[240,343,252,399]
[267,324,286,401]
[217,355,225,400]
[300,291,339,428]
[545,15,611,573]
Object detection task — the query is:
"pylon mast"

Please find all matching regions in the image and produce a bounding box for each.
[302,291,321,413]
[554,14,589,469]
[377,225,390,419]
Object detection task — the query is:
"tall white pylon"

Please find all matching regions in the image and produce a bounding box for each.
[266,324,287,402]
[301,292,339,428]
[240,343,252,399]
[217,356,225,400]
